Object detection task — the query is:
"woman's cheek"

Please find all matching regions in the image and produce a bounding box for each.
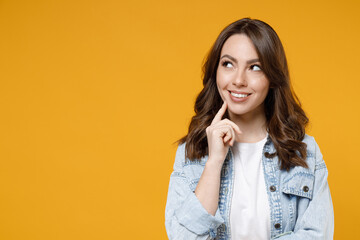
[216,82,225,101]
[216,72,226,99]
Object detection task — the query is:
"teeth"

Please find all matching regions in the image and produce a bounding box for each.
[231,92,249,98]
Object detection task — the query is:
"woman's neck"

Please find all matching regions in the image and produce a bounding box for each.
[229,108,268,143]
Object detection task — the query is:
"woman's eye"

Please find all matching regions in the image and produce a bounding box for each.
[222,61,233,68]
[251,64,262,71]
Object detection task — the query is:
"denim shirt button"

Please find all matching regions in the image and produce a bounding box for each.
[269,185,276,192]
[274,223,281,229]
[303,186,309,192]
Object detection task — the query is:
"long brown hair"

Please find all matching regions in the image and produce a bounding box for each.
[178,18,309,171]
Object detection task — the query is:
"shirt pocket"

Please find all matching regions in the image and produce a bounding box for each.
[188,178,200,192]
[282,170,315,200]
[281,169,315,230]
[183,163,205,192]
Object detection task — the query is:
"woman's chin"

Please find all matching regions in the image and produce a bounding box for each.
[227,108,248,117]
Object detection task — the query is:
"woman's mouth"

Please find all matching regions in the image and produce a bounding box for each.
[230,92,251,98]
[229,91,251,102]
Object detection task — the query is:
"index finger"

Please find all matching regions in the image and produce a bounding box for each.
[211,101,227,125]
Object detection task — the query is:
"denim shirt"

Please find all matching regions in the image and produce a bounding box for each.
[165,134,334,239]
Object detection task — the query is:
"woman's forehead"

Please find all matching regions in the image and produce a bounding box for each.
[220,34,259,60]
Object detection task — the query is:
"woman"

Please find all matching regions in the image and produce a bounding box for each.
[165,18,334,240]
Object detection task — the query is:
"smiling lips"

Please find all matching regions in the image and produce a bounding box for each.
[229,91,251,102]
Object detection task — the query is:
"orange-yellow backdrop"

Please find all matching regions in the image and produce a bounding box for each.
[0,0,359,239]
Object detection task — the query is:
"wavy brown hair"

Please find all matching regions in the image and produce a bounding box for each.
[178,18,309,171]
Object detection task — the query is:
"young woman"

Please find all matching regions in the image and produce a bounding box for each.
[165,18,334,240]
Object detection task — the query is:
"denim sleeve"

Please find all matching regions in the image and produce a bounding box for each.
[165,144,225,240]
[273,138,334,240]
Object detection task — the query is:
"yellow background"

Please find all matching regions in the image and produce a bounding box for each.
[0,0,359,239]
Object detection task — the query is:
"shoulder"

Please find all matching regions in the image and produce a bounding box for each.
[302,134,316,157]
[173,142,208,172]
[172,143,186,172]
[302,134,326,169]
[175,142,186,157]
[280,134,327,189]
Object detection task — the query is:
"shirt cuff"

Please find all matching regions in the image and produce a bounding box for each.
[175,190,224,236]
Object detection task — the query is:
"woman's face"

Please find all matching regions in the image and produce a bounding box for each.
[216,34,270,119]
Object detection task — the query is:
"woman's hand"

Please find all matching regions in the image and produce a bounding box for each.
[194,101,241,216]
[206,101,241,165]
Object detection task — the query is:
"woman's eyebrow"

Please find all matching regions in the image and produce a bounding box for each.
[246,58,260,64]
[220,54,260,64]
[220,54,237,63]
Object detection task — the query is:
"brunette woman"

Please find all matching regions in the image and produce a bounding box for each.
[165,18,334,240]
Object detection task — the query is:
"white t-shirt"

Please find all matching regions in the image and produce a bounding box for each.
[230,136,270,240]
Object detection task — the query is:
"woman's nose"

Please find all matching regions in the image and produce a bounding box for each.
[232,69,247,87]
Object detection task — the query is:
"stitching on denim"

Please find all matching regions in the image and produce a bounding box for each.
[183,159,206,167]
[282,187,313,198]
[306,150,314,158]
[282,171,314,184]
[188,178,200,191]
[262,140,284,238]
[217,155,232,239]
[315,162,326,170]
[170,171,185,178]
[272,231,292,239]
